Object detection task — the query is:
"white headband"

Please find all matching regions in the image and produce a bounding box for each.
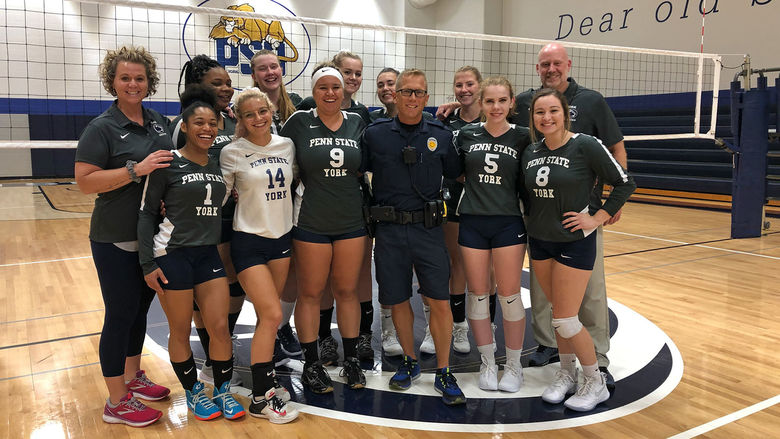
[311,67,344,91]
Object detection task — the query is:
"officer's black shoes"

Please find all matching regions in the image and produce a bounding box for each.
[528,345,560,367]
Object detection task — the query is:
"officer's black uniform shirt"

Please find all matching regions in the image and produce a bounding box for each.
[361,116,461,212]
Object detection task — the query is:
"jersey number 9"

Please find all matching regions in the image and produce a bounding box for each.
[330,148,344,168]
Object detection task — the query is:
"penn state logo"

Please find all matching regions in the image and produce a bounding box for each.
[181,1,312,87]
[427,137,438,152]
[569,105,578,121]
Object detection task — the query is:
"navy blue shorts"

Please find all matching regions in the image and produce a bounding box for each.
[528,232,597,271]
[458,214,527,249]
[292,226,367,244]
[220,218,233,244]
[231,231,292,273]
[374,223,450,305]
[155,245,226,290]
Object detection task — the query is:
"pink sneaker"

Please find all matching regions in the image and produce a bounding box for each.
[103,393,162,427]
[127,370,170,401]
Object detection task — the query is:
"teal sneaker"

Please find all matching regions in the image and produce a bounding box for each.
[212,381,246,420]
[186,381,221,420]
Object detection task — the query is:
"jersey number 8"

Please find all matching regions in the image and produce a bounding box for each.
[535,166,550,187]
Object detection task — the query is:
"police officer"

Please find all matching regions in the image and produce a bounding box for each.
[509,43,627,391]
[361,69,466,406]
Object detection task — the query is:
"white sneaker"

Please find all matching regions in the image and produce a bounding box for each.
[249,388,299,424]
[541,369,577,404]
[452,321,471,354]
[498,358,523,392]
[564,372,609,412]
[420,326,436,354]
[491,323,497,352]
[199,364,243,386]
[381,328,403,356]
[478,355,498,391]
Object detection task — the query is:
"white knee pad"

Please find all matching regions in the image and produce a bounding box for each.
[552,316,583,338]
[466,292,490,320]
[497,293,525,321]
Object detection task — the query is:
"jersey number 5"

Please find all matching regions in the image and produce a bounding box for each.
[484,153,499,174]
[535,166,550,187]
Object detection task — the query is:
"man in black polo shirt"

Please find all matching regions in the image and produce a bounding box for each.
[509,43,627,391]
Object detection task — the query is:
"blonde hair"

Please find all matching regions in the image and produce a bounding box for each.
[249,50,296,123]
[235,88,276,118]
[454,65,483,85]
[396,68,427,90]
[331,50,362,69]
[479,76,516,121]
[99,45,159,96]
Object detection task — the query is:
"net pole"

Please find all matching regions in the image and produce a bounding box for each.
[708,57,722,137]
[693,0,706,137]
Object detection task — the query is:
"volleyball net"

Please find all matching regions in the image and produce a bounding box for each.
[0,0,722,176]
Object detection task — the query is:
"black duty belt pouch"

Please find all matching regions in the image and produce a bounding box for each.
[370,205,396,222]
[424,200,446,228]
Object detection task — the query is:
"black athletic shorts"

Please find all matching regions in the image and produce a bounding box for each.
[458,214,527,249]
[528,232,597,271]
[231,231,292,274]
[292,226,367,244]
[155,245,226,290]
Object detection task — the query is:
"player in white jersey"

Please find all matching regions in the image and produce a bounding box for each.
[219,88,298,424]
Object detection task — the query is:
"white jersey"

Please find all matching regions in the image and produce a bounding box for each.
[220,135,296,239]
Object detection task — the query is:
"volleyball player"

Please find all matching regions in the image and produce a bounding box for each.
[250,49,303,360]
[75,45,172,428]
[138,86,244,421]
[280,63,368,392]
[171,54,243,386]
[454,77,530,392]
[522,88,635,411]
[220,88,299,423]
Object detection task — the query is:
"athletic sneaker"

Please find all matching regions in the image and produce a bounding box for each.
[541,369,577,404]
[478,355,498,391]
[600,366,616,393]
[491,323,497,352]
[199,363,243,387]
[340,356,366,389]
[498,358,523,392]
[452,321,471,354]
[126,370,170,401]
[357,331,374,361]
[564,371,609,412]
[277,323,303,357]
[273,339,290,368]
[434,367,466,405]
[301,360,334,394]
[212,381,246,420]
[270,371,292,402]
[381,327,403,357]
[185,381,221,420]
[249,388,299,424]
[388,355,420,390]
[420,326,435,354]
[102,392,162,427]
[528,344,559,367]
[319,335,339,366]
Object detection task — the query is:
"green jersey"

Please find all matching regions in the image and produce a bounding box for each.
[454,123,530,216]
[522,133,635,242]
[280,109,366,235]
[137,150,227,274]
[75,102,173,243]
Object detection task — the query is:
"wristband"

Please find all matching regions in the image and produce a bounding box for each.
[126,160,141,183]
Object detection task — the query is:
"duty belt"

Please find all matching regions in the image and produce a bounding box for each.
[391,210,425,225]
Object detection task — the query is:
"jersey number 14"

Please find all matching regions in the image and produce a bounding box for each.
[266,168,286,189]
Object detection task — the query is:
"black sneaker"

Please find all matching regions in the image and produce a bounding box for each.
[340,356,366,389]
[599,366,616,393]
[357,331,374,361]
[301,360,334,394]
[319,335,339,366]
[528,345,559,367]
[273,339,290,368]
[277,323,302,357]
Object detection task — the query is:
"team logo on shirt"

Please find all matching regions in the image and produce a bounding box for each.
[570,105,579,121]
[151,121,166,135]
[427,137,438,152]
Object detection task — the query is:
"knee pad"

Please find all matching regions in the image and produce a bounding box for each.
[497,292,525,321]
[466,292,490,320]
[552,316,583,338]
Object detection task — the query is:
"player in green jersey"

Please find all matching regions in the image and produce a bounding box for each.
[522,88,635,412]
[454,77,531,393]
[139,90,245,421]
[280,64,368,392]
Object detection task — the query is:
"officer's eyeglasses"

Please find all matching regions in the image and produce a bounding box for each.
[397,89,427,98]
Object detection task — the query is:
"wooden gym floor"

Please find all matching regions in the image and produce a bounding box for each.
[1,180,779,438]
